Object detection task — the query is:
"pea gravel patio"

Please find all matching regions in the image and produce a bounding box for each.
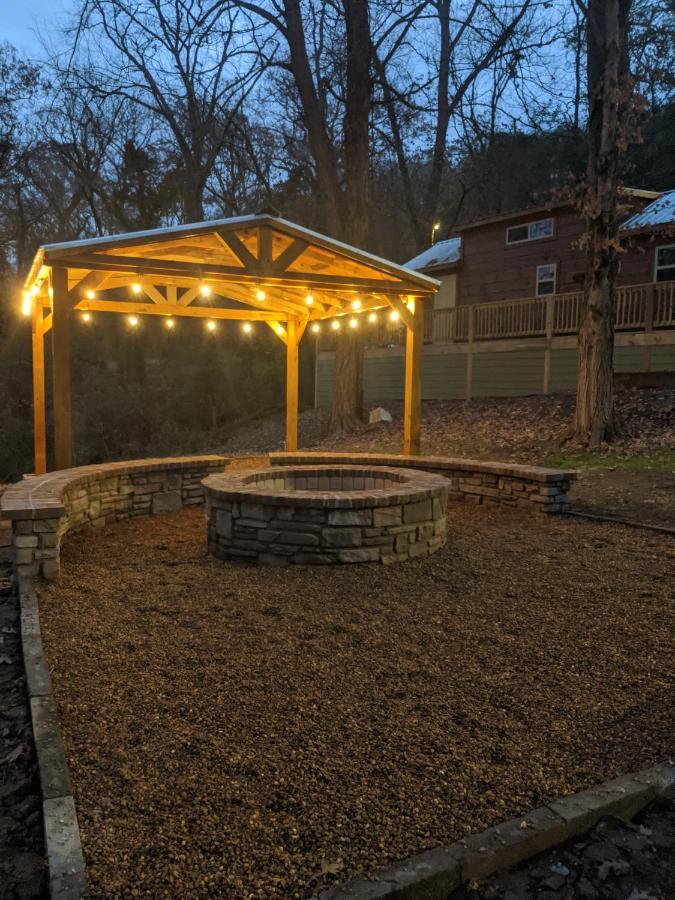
[38,505,674,898]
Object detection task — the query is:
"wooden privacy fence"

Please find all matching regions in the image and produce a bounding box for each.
[327,280,675,349]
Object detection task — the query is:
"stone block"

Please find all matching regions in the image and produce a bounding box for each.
[408,541,429,558]
[338,547,380,563]
[293,553,336,565]
[216,509,233,538]
[241,501,273,521]
[321,528,363,548]
[279,531,320,546]
[15,548,37,565]
[14,535,38,548]
[417,523,434,540]
[403,500,432,523]
[373,506,402,527]
[328,509,372,527]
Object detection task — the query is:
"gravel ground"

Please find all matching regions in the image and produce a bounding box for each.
[38,506,674,898]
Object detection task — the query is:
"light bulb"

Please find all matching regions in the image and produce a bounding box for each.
[131,283,142,295]
[85,289,96,300]
[200,284,211,297]
[311,322,320,334]
[256,288,266,302]
[351,298,361,310]
[242,322,252,334]
[81,312,91,323]
[30,284,39,296]
[349,317,358,329]
[331,319,340,331]
[128,315,139,327]
[165,318,175,329]
[206,320,217,332]
[368,312,377,323]
[389,310,399,322]
[305,294,314,306]
[20,293,32,317]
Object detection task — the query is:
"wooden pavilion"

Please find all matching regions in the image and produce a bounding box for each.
[21,214,439,473]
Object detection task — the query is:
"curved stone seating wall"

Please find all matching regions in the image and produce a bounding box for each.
[269,452,576,513]
[1,456,227,581]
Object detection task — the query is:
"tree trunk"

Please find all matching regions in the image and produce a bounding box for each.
[574,0,632,446]
[329,329,364,433]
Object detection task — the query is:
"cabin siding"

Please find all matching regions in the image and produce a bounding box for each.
[456,208,659,305]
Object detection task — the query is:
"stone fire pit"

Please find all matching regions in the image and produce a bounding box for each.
[203,465,449,565]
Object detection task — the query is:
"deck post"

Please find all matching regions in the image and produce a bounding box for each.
[51,266,73,470]
[465,305,475,401]
[543,294,555,394]
[286,319,299,451]
[404,299,424,455]
[31,302,47,475]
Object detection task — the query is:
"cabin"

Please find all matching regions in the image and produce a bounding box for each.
[315,190,675,405]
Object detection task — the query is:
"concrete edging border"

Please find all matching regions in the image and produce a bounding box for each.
[18,574,86,899]
[316,762,674,899]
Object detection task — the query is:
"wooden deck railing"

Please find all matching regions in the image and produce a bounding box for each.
[323,280,674,349]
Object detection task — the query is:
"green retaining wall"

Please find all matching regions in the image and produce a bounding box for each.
[315,344,675,406]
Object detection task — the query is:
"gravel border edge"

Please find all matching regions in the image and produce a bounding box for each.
[316,762,675,899]
[18,574,86,900]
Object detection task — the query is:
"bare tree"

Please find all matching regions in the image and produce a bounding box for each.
[70,0,267,220]
[574,0,634,446]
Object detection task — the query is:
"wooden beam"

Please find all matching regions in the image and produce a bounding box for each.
[177,286,200,306]
[51,266,74,470]
[403,300,424,456]
[272,238,308,273]
[266,321,288,344]
[74,299,288,322]
[48,253,414,294]
[286,319,299,451]
[258,225,273,269]
[144,284,168,305]
[216,231,259,272]
[31,304,47,474]
[387,294,415,330]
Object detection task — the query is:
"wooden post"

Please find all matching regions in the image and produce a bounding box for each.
[51,267,73,470]
[465,305,475,401]
[404,299,424,455]
[286,319,299,451]
[543,294,555,394]
[643,283,655,372]
[31,303,47,474]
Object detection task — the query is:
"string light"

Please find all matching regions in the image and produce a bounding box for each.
[165,318,175,330]
[242,322,252,334]
[127,315,139,328]
[85,289,96,300]
[131,283,142,295]
[30,285,39,297]
[206,320,217,332]
[256,288,266,302]
[368,312,378,323]
[311,322,320,334]
[331,319,340,331]
[305,294,314,306]
[81,312,91,323]
[406,296,415,310]
[351,298,361,310]
[200,284,211,298]
[389,310,399,322]
[349,317,358,329]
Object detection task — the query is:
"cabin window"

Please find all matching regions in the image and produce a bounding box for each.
[536,263,556,296]
[506,217,554,245]
[655,245,675,282]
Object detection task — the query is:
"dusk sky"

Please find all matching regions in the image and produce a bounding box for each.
[1,0,70,53]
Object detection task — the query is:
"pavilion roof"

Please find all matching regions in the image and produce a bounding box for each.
[24,214,439,323]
